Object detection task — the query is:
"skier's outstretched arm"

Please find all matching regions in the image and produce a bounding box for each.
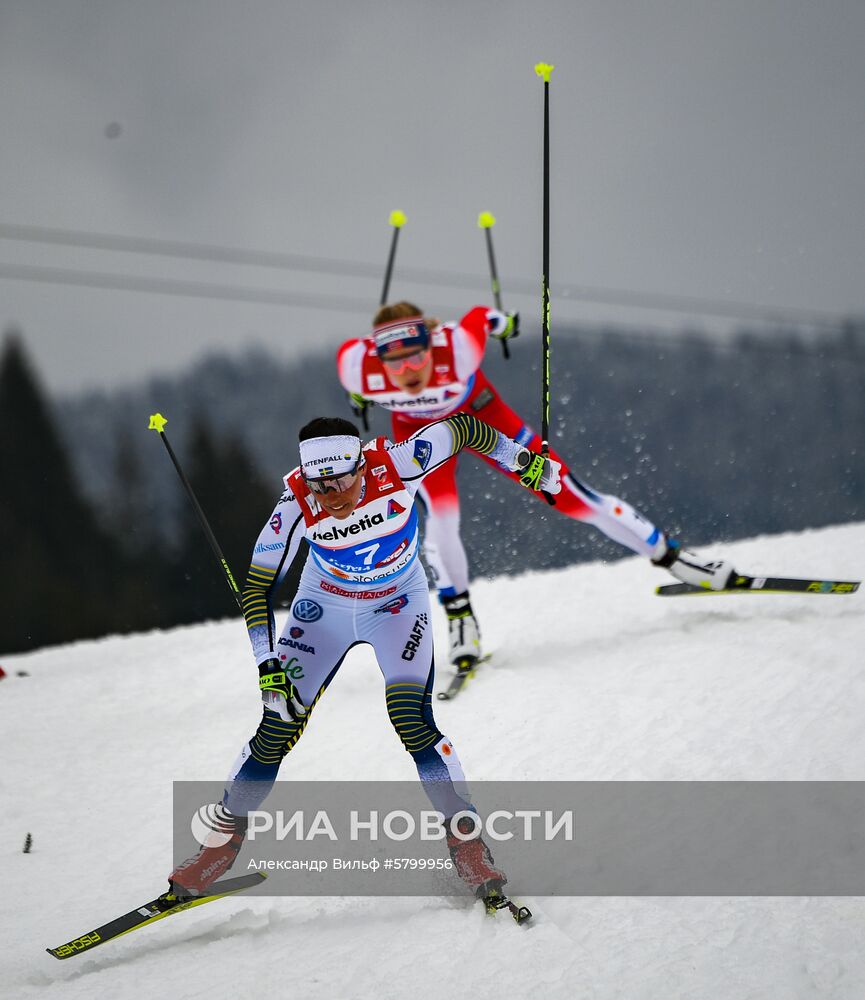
[451,305,519,380]
[387,412,561,494]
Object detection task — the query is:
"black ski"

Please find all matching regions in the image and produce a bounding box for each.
[46,872,267,960]
[437,653,492,701]
[657,575,860,597]
[482,887,532,925]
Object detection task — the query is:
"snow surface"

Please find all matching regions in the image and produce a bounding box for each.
[2,523,864,999]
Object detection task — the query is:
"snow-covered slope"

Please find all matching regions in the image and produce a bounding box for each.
[2,524,864,999]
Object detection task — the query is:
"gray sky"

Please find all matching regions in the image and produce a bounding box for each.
[1,0,864,393]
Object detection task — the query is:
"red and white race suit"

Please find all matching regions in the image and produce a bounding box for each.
[338,306,666,598]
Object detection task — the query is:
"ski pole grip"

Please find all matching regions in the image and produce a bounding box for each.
[540,440,555,505]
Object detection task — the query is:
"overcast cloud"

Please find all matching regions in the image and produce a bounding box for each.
[1,0,864,392]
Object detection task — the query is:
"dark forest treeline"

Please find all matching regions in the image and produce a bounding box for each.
[0,335,275,653]
[2,319,864,654]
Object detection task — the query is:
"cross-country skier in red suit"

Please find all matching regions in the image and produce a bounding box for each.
[337,302,736,666]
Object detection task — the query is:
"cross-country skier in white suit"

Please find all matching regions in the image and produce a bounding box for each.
[167,412,560,901]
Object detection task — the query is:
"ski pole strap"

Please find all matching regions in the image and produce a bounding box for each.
[515,452,546,491]
[258,660,308,722]
[539,440,555,506]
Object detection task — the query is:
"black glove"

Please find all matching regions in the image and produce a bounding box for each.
[347,392,372,431]
[258,657,307,722]
[347,392,371,417]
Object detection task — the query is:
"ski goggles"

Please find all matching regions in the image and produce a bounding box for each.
[303,458,364,495]
[381,348,430,375]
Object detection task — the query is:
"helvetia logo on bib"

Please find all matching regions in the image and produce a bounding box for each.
[312,512,385,540]
[386,499,406,519]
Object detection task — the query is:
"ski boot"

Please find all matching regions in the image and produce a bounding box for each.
[653,537,736,591]
[442,591,481,669]
[446,814,507,899]
[167,807,248,900]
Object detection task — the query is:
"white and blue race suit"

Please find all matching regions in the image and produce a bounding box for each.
[223,414,525,819]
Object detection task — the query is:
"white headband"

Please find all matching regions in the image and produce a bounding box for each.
[299,435,362,479]
[373,317,428,354]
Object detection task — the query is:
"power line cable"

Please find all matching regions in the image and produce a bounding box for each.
[0,222,380,279]
[5,258,862,367]
[0,261,376,314]
[0,221,855,330]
